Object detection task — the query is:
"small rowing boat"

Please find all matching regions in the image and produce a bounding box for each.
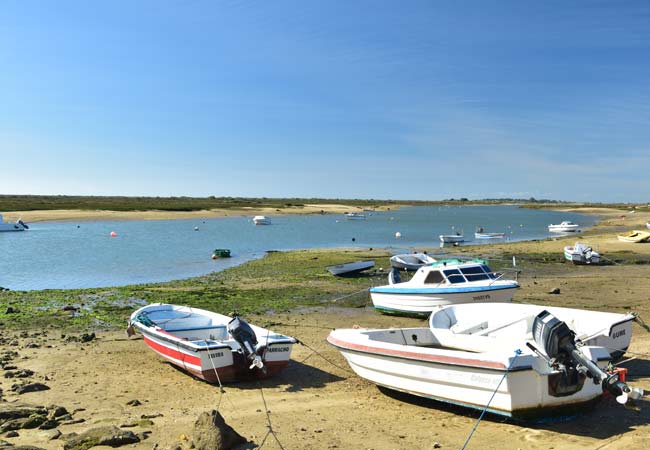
[389,252,436,271]
[617,230,650,243]
[327,260,375,276]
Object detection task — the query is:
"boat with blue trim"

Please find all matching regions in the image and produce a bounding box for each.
[370,259,519,316]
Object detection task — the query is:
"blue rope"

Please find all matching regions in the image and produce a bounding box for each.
[460,349,522,450]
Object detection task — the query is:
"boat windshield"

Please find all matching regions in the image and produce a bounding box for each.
[442,269,465,284]
[460,265,490,281]
[480,264,498,279]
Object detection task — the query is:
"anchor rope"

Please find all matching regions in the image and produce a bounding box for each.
[257,383,286,450]
[296,339,355,374]
[460,349,522,450]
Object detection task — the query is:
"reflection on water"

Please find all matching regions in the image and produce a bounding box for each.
[0,206,595,290]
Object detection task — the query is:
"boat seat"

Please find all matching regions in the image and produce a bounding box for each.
[451,315,533,337]
[163,325,229,340]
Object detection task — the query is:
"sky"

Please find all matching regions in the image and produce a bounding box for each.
[1,1,649,202]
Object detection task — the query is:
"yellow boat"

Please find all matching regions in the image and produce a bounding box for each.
[617,230,650,243]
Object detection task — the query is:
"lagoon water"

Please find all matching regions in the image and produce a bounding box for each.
[0,205,596,290]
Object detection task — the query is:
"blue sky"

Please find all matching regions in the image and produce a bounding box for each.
[1,1,649,202]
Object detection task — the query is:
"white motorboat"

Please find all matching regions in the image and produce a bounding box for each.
[369,259,519,316]
[389,252,436,271]
[439,233,464,243]
[328,306,642,420]
[474,227,505,239]
[252,215,271,225]
[344,212,366,220]
[128,303,296,383]
[564,242,601,265]
[0,213,29,232]
[548,221,580,233]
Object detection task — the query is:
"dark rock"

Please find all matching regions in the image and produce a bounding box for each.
[24,343,39,349]
[11,383,49,395]
[48,406,69,419]
[549,288,561,295]
[63,426,140,450]
[3,431,18,437]
[79,333,95,343]
[62,305,79,312]
[38,419,60,430]
[125,399,141,407]
[14,446,48,450]
[0,404,47,422]
[193,410,246,450]
[0,440,13,447]
[2,365,17,371]
[4,308,16,315]
[0,415,46,432]
[42,428,62,440]
[4,370,34,379]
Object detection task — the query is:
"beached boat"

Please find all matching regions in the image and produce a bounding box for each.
[389,252,436,271]
[439,233,464,243]
[369,259,519,316]
[548,221,579,233]
[344,212,366,220]
[617,230,650,243]
[328,307,642,420]
[0,214,28,232]
[327,260,375,276]
[474,227,505,239]
[252,215,271,225]
[128,303,296,383]
[212,248,231,258]
[647,221,650,230]
[563,242,601,265]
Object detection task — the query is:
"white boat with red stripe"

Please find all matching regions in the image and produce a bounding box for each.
[328,305,643,420]
[128,303,296,383]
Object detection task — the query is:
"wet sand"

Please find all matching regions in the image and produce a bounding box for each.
[3,207,650,449]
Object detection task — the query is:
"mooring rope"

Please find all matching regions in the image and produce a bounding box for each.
[460,349,522,450]
[257,383,286,450]
[296,338,355,374]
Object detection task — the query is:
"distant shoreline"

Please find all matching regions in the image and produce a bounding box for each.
[3,203,400,223]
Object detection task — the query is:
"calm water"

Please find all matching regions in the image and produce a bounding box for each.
[0,206,596,290]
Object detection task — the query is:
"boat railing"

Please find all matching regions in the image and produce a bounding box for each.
[488,268,520,284]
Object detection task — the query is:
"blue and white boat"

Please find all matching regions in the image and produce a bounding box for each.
[370,259,519,316]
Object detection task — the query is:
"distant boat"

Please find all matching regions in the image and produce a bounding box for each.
[548,221,579,233]
[563,242,600,265]
[344,212,366,220]
[0,213,28,232]
[252,215,271,225]
[475,227,505,239]
[327,260,375,276]
[390,252,436,271]
[212,248,231,258]
[439,233,464,243]
[617,230,650,243]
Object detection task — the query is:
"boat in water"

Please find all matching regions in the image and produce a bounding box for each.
[0,213,28,232]
[617,230,650,243]
[439,233,464,244]
[212,248,231,258]
[563,242,601,265]
[474,227,505,239]
[328,306,643,420]
[327,260,375,276]
[369,259,519,316]
[344,212,366,220]
[389,252,436,271]
[252,215,271,225]
[128,303,296,383]
[548,221,580,233]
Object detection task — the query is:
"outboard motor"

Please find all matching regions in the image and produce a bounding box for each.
[227,316,265,371]
[532,310,643,404]
[17,220,29,230]
[388,268,401,285]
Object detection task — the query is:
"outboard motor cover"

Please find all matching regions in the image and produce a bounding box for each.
[532,310,575,358]
[227,316,264,370]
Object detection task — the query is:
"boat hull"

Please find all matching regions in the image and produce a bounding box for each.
[370,284,518,316]
[475,232,505,239]
[328,329,610,420]
[439,235,464,243]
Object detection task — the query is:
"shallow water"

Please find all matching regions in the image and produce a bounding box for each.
[0,205,595,290]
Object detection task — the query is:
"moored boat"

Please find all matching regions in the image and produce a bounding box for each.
[327,260,375,276]
[563,242,601,265]
[369,259,519,316]
[0,213,29,232]
[252,215,271,225]
[389,252,436,271]
[548,221,579,233]
[474,226,505,239]
[617,230,650,243]
[212,248,231,258]
[328,307,643,420]
[128,303,296,383]
[344,212,366,220]
[439,233,464,243]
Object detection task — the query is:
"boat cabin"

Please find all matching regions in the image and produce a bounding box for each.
[411,260,498,285]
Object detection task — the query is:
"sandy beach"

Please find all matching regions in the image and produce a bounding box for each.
[2,204,397,223]
[3,207,650,449]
